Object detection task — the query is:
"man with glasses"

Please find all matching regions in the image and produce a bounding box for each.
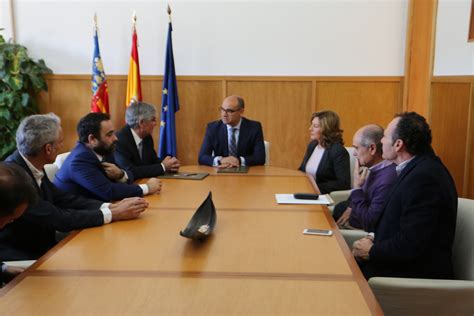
[198,95,265,168]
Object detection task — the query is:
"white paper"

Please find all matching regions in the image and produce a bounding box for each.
[275,194,332,205]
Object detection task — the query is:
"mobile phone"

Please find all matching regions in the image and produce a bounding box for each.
[294,193,319,200]
[303,229,333,236]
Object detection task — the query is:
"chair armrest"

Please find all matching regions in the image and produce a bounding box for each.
[369,277,474,315]
[329,190,351,205]
[340,229,367,248]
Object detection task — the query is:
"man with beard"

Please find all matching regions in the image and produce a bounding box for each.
[54,113,162,202]
[3,113,149,260]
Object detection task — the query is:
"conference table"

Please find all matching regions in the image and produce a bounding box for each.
[0,166,382,315]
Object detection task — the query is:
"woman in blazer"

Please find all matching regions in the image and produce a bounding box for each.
[299,110,351,194]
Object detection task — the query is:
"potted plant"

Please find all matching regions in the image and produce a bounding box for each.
[0,32,52,159]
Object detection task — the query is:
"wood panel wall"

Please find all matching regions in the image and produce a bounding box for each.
[38,74,473,198]
[431,77,474,199]
[39,75,403,170]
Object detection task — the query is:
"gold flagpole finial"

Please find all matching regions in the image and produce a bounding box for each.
[132,11,137,25]
[167,4,172,23]
[94,12,98,30]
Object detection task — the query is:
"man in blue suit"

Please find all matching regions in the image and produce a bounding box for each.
[352,112,457,279]
[198,95,265,167]
[2,113,148,261]
[54,113,162,202]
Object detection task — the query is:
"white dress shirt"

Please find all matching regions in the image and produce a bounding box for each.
[305,145,325,178]
[213,119,246,166]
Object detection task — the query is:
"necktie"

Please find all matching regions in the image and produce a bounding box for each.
[229,128,237,157]
[138,141,143,160]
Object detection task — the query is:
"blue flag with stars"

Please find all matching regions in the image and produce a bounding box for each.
[158,22,180,159]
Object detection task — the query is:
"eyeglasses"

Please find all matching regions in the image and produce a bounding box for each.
[219,107,240,114]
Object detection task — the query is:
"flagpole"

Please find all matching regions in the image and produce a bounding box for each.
[167,4,172,23]
[93,12,98,34]
[132,11,137,32]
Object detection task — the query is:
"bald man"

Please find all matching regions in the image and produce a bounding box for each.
[198,95,265,168]
[334,124,397,232]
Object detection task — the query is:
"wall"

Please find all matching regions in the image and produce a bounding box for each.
[3,1,474,198]
[430,76,474,198]
[1,0,408,75]
[38,75,403,169]
[434,0,474,75]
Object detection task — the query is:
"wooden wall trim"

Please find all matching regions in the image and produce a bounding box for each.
[464,83,474,196]
[403,0,438,118]
[44,74,402,82]
[432,76,474,83]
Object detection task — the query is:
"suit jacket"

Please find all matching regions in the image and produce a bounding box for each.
[198,117,266,166]
[298,141,351,194]
[363,153,457,279]
[54,142,143,202]
[1,151,104,260]
[114,125,165,179]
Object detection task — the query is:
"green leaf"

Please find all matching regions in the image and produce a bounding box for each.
[6,75,23,90]
[21,93,29,106]
[0,38,49,157]
[0,108,11,120]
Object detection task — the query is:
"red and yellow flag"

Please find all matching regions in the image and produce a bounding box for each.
[125,23,142,107]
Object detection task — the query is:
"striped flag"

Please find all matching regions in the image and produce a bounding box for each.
[125,15,142,107]
[158,8,180,158]
[91,16,109,114]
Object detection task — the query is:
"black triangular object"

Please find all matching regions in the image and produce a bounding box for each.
[180,191,216,240]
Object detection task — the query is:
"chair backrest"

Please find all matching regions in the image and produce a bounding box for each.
[452,198,474,280]
[43,163,59,181]
[54,151,71,169]
[345,147,356,186]
[264,140,270,166]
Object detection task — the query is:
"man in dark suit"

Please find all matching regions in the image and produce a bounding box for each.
[352,112,457,279]
[0,163,37,282]
[54,113,162,202]
[115,101,180,179]
[2,113,149,261]
[198,95,265,167]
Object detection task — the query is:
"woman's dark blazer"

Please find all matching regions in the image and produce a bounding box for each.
[298,141,351,194]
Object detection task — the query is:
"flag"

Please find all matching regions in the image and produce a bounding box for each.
[125,23,142,106]
[158,21,180,158]
[91,26,109,113]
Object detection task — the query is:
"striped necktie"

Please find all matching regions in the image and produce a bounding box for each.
[229,128,237,157]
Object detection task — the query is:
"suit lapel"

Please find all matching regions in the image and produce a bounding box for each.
[125,126,142,162]
[302,141,317,170]
[316,144,329,176]
[237,118,249,155]
[9,151,42,195]
[374,155,423,229]
[219,122,229,156]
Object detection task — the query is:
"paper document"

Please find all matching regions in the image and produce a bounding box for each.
[275,194,333,205]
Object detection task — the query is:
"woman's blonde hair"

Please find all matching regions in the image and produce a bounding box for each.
[311,110,344,147]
